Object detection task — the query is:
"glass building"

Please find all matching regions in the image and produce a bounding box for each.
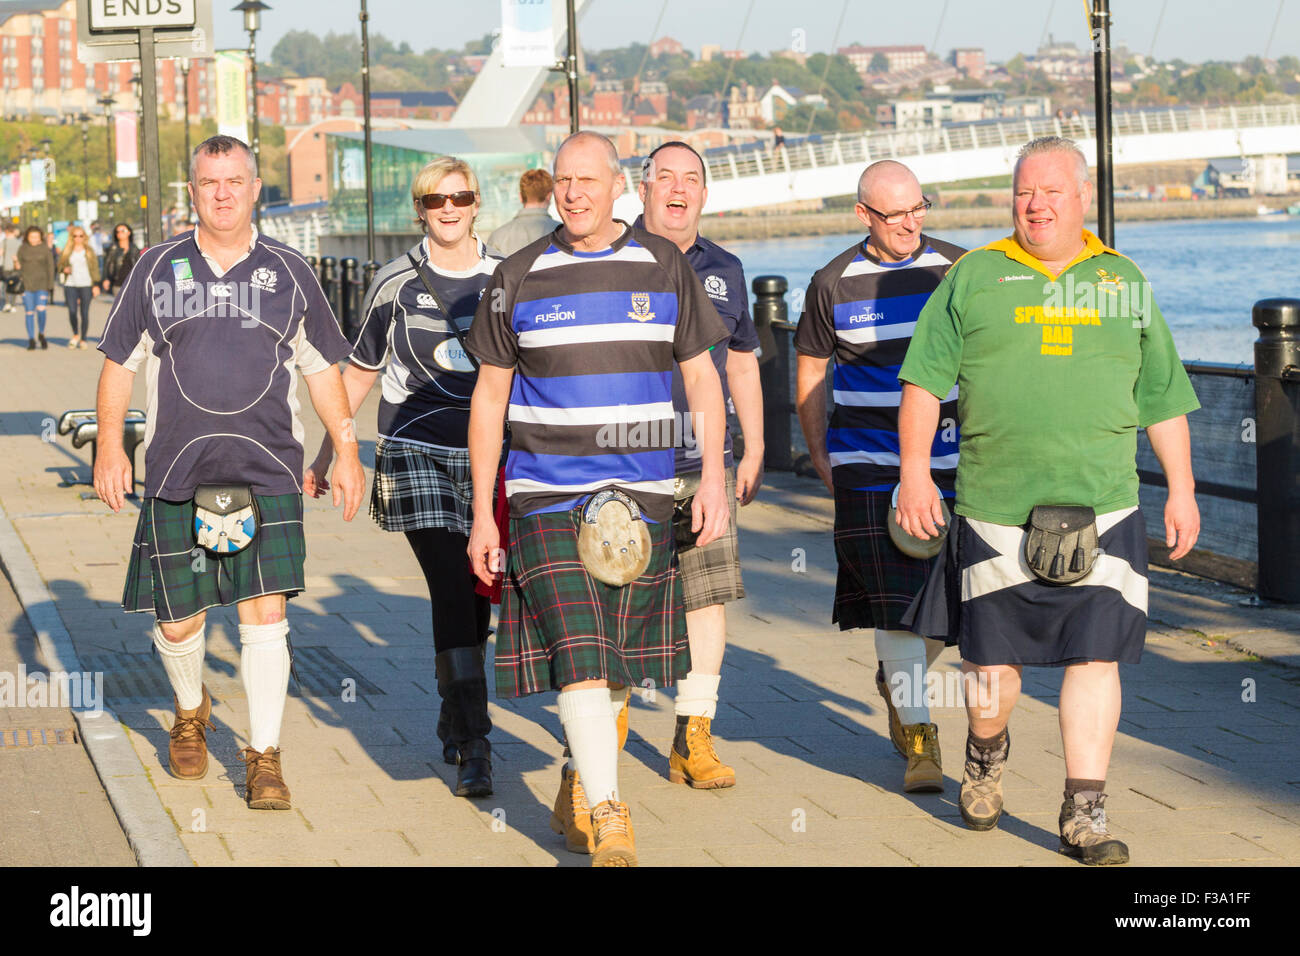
[327,128,548,236]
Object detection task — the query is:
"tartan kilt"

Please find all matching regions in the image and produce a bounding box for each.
[677,466,744,612]
[832,486,952,639]
[494,507,689,698]
[370,436,473,536]
[122,494,306,623]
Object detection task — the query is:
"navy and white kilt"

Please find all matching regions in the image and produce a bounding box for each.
[902,506,1149,667]
[370,436,473,536]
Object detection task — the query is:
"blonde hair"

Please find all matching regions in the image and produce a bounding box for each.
[411,156,480,227]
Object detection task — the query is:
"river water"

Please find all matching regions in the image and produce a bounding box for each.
[727,216,1300,365]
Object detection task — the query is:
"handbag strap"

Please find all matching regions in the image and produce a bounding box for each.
[406,251,479,371]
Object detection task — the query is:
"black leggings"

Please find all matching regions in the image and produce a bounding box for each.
[404,527,489,653]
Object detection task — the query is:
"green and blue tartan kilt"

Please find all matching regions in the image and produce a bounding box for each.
[122,494,306,623]
[832,486,953,640]
[494,507,690,698]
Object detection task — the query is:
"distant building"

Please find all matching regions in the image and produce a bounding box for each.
[950,47,986,80]
[838,44,928,77]
[685,93,723,128]
[371,90,458,122]
[650,36,685,59]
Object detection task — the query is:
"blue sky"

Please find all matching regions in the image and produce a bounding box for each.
[207,0,1299,65]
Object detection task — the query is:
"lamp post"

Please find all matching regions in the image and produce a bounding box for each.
[234,1,271,227]
[180,58,192,179]
[359,0,375,280]
[79,114,90,221]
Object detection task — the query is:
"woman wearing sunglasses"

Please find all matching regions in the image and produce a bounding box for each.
[305,157,503,798]
[59,226,101,348]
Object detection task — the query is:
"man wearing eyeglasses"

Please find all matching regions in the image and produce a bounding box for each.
[793,159,965,795]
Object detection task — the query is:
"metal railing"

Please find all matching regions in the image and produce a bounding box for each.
[623,103,1300,189]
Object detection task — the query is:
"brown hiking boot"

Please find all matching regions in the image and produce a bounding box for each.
[668,715,736,789]
[876,663,907,759]
[590,800,637,867]
[549,765,594,854]
[959,729,1009,830]
[615,686,630,751]
[168,686,213,780]
[901,722,944,793]
[1060,792,1130,865]
[239,746,292,810]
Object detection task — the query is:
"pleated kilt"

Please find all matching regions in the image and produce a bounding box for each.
[832,486,946,634]
[122,494,306,623]
[902,506,1149,666]
[677,466,744,612]
[494,507,689,699]
[370,436,473,536]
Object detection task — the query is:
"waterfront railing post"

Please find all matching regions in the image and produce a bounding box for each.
[340,257,359,342]
[319,255,340,330]
[752,275,793,471]
[1252,297,1300,602]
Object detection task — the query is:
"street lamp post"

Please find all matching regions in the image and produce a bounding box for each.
[234,1,271,228]
[79,114,90,217]
[98,94,116,223]
[180,58,192,181]
[359,0,376,282]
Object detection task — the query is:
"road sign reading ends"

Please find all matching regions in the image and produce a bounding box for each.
[88,0,197,33]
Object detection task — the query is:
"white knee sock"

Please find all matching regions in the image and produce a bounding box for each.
[876,628,930,725]
[239,620,291,752]
[674,671,721,719]
[608,684,629,720]
[153,623,205,711]
[557,688,619,805]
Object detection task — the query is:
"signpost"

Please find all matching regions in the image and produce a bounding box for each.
[77,0,215,247]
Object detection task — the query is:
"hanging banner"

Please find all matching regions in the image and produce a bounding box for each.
[1,173,10,207]
[214,50,249,144]
[115,111,139,178]
[30,158,47,202]
[19,164,32,205]
[9,171,19,206]
[500,0,555,68]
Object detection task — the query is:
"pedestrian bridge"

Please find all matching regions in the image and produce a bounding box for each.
[612,103,1300,219]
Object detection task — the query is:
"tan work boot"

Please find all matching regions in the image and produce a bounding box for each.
[549,765,594,854]
[876,663,907,759]
[959,729,1009,830]
[901,722,944,793]
[239,746,292,810]
[615,686,630,751]
[668,715,736,789]
[590,800,637,867]
[168,685,213,780]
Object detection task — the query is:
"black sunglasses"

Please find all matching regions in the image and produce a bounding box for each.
[419,190,477,209]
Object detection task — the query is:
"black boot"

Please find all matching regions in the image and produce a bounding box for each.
[435,646,493,798]
[436,703,458,765]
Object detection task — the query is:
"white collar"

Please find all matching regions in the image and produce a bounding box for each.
[193,225,259,278]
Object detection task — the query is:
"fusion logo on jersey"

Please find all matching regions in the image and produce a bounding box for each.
[535,303,576,323]
[848,310,886,324]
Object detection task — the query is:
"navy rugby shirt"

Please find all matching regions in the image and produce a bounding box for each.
[793,234,965,493]
[465,221,728,523]
[98,228,352,500]
[349,238,502,448]
[634,215,759,474]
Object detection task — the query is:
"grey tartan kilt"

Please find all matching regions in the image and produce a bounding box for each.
[369,436,473,536]
[676,466,744,612]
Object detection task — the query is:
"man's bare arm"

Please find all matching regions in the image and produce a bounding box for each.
[795,353,832,493]
[303,365,364,521]
[467,363,514,586]
[680,350,728,547]
[896,383,945,539]
[725,348,764,504]
[1146,414,1199,560]
[92,359,137,513]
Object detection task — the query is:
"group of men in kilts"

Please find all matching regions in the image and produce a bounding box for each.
[93,128,1199,868]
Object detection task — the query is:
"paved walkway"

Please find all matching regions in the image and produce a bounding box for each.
[1,297,1298,866]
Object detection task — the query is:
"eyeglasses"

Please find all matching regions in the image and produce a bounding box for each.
[860,198,932,225]
[419,190,477,209]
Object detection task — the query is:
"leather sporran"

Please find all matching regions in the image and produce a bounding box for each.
[671,473,701,553]
[193,483,259,556]
[1024,505,1098,585]
[577,489,652,587]
[887,483,951,559]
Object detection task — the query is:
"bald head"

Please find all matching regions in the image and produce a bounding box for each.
[553,130,621,177]
[857,160,920,207]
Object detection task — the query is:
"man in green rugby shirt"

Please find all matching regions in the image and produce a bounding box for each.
[896,136,1200,865]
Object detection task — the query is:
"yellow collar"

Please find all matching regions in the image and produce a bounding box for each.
[985,229,1115,280]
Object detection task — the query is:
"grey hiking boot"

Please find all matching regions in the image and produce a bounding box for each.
[959,729,1009,830]
[1059,792,1130,865]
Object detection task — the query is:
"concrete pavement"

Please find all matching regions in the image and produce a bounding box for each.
[0,295,1297,866]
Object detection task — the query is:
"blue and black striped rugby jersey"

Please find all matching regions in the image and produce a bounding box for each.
[466,221,729,522]
[793,234,966,493]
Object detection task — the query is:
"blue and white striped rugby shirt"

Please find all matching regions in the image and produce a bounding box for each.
[466,221,728,522]
[793,234,966,493]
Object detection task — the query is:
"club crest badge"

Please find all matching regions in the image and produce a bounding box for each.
[627,293,655,322]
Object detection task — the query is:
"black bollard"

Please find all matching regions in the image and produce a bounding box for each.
[752,275,793,471]
[1252,297,1300,602]
[340,257,359,340]
[319,256,340,327]
[363,260,380,292]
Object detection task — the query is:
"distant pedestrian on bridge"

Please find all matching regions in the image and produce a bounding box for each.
[896,136,1200,864]
[794,160,965,796]
[487,169,561,256]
